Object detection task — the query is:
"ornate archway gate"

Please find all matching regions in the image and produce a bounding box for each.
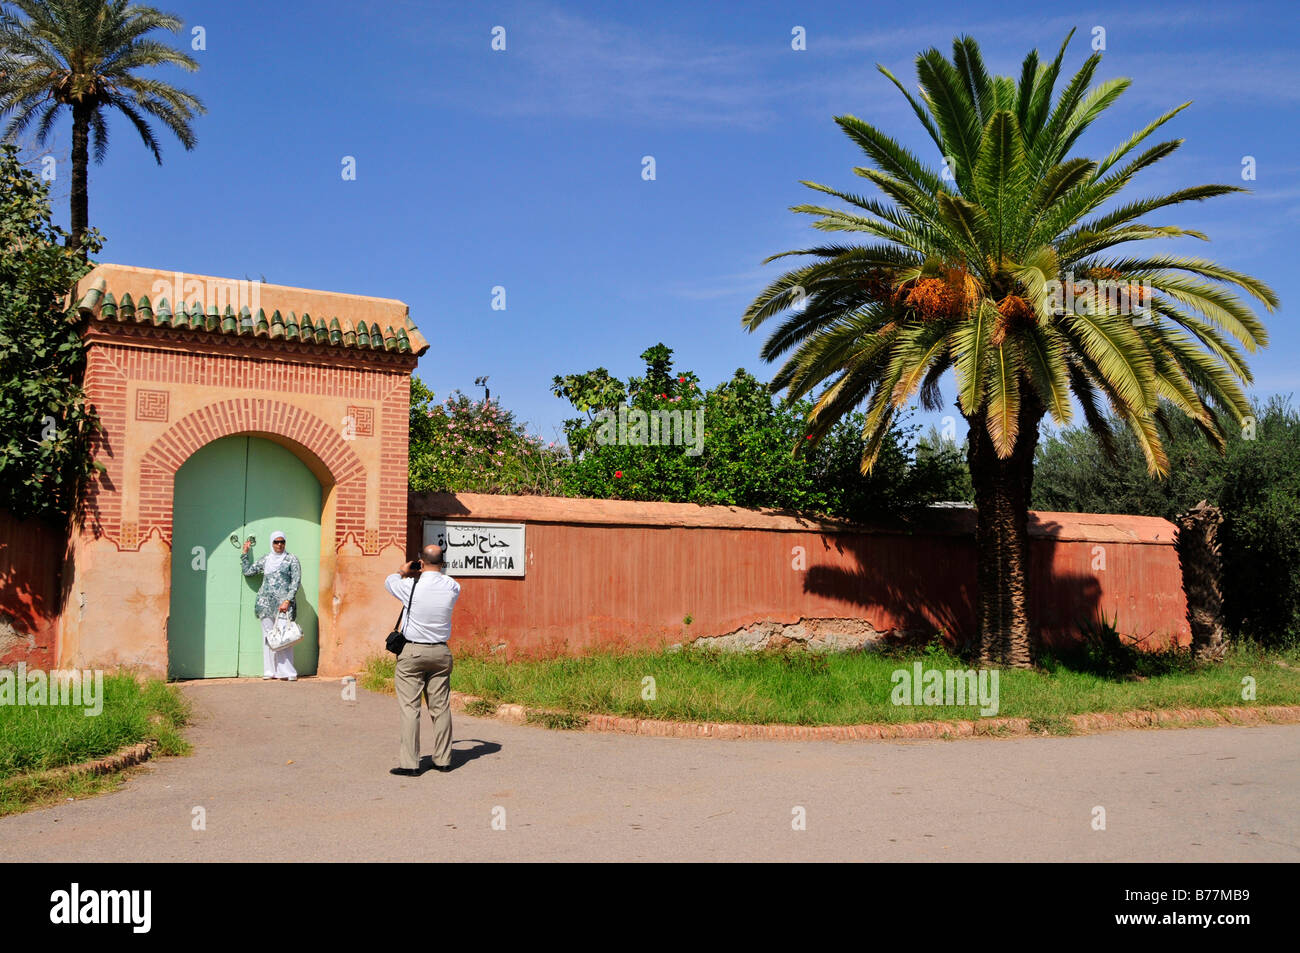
[59,264,429,679]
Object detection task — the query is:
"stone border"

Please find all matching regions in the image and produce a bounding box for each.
[448,691,1300,740]
[3,739,158,790]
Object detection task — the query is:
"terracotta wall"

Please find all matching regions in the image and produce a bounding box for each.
[0,509,64,669]
[407,493,1191,656]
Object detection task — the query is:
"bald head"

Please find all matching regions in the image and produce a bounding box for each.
[421,544,445,567]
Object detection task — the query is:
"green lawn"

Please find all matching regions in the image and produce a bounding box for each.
[360,642,1300,728]
[0,672,191,816]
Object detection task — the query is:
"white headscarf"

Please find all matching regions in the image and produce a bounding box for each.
[263,530,289,573]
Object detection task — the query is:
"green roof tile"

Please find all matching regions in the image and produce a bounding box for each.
[79,278,428,357]
[78,279,105,311]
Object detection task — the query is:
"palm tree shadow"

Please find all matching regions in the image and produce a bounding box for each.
[801,529,1115,660]
[417,739,500,773]
[802,532,978,651]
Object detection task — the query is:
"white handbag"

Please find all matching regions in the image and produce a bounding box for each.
[266,611,304,652]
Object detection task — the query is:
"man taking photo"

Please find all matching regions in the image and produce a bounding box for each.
[385,544,461,777]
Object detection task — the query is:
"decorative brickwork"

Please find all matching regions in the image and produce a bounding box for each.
[138,397,371,548]
[134,389,169,421]
[346,405,375,437]
[79,339,413,553]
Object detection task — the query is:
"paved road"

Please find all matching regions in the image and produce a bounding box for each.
[2,679,1297,861]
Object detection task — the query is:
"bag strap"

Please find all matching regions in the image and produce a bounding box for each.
[394,570,420,634]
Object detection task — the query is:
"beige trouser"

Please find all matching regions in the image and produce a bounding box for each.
[395,641,453,770]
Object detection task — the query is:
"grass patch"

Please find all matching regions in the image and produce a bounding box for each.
[0,672,191,817]
[1026,716,1075,736]
[464,698,497,717]
[351,640,1300,727]
[360,654,396,695]
[524,710,588,731]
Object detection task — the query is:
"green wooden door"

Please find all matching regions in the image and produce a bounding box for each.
[168,436,322,678]
[239,438,322,676]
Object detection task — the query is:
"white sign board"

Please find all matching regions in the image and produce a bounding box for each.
[422,520,526,577]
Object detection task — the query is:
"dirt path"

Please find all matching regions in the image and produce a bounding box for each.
[1,679,1296,861]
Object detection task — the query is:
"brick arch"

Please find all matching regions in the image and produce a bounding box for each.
[138,397,367,546]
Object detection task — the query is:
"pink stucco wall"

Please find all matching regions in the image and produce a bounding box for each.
[407,493,1191,657]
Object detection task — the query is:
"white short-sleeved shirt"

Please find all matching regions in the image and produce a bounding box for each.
[384,571,461,644]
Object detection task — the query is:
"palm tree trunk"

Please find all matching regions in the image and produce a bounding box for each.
[967,396,1044,668]
[68,102,91,257]
[1175,500,1227,661]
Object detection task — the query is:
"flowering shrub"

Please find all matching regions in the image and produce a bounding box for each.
[554,343,967,519]
[408,378,566,494]
[407,344,967,519]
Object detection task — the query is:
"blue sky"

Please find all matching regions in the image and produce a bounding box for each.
[33,0,1300,444]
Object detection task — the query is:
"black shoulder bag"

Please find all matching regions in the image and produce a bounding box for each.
[385,572,420,655]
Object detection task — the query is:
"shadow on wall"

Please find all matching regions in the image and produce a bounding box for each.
[802,532,1107,655]
[80,409,116,542]
[0,510,66,668]
[1031,537,1108,652]
[802,563,974,651]
[800,532,975,649]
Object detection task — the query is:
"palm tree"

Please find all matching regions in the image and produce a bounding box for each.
[0,0,204,254]
[743,31,1277,668]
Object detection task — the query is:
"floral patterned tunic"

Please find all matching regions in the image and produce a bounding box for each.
[240,551,303,621]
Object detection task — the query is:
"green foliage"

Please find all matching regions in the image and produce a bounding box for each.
[555,343,967,519]
[0,671,191,781]
[380,643,1300,727]
[524,710,588,730]
[0,142,102,525]
[463,698,497,717]
[408,376,567,495]
[1033,396,1300,645]
[550,365,627,450]
[813,415,972,517]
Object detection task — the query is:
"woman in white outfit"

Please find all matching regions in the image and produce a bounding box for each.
[240,530,302,680]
